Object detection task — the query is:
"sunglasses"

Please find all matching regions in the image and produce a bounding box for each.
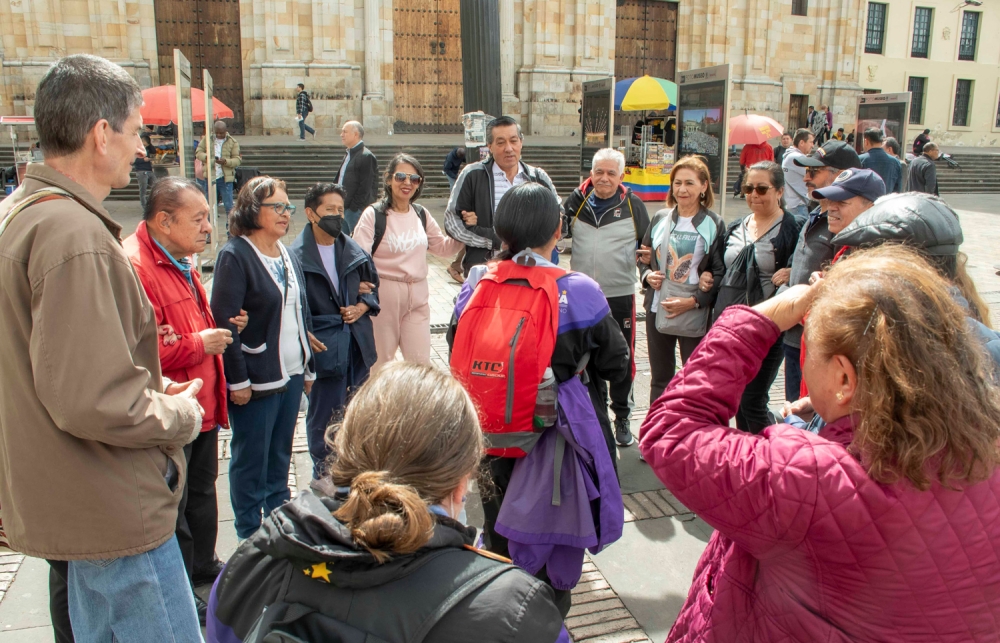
[743,185,775,196]
[804,167,835,176]
[260,202,297,215]
[393,172,422,183]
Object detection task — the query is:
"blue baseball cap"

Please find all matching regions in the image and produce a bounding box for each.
[811,168,886,203]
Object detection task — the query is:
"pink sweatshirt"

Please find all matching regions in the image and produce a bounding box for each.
[353,204,463,282]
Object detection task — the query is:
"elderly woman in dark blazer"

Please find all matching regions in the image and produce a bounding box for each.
[210,176,314,540]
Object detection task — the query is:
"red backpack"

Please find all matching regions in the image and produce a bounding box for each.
[450,261,564,458]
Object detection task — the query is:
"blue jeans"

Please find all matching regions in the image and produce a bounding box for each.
[298,117,315,139]
[67,535,201,643]
[197,177,234,216]
[783,343,802,402]
[344,208,362,236]
[227,374,304,538]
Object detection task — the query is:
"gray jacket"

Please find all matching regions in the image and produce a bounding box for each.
[784,206,837,349]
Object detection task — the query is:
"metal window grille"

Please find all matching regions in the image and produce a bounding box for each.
[953,79,973,127]
[911,7,932,58]
[792,0,807,16]
[865,3,887,54]
[959,12,980,61]
[908,77,926,124]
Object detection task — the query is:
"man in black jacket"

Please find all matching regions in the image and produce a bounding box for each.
[562,148,649,447]
[784,140,862,400]
[337,120,379,234]
[443,116,561,275]
[908,142,940,195]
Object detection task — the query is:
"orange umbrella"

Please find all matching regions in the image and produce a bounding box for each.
[140,85,235,126]
[728,114,784,145]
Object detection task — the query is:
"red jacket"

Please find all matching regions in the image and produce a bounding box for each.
[640,306,1000,643]
[739,142,775,167]
[124,223,227,431]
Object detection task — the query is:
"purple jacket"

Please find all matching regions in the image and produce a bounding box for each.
[496,376,624,589]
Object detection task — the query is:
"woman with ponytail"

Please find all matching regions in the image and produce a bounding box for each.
[640,245,1000,642]
[207,361,568,643]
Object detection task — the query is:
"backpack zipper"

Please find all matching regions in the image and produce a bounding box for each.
[506,316,526,424]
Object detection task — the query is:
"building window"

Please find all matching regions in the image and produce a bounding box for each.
[865,3,887,55]
[863,88,881,94]
[792,0,807,16]
[908,76,926,124]
[953,79,973,127]
[911,7,932,58]
[959,11,980,61]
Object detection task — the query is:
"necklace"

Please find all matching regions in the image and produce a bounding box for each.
[748,209,782,241]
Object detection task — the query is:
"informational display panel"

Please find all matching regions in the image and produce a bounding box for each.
[581,77,615,175]
[204,69,217,256]
[676,64,731,217]
[174,49,194,180]
[855,92,911,154]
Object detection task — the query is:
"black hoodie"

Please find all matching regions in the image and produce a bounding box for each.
[207,491,567,643]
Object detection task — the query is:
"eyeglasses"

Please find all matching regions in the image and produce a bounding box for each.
[743,185,775,196]
[393,172,422,184]
[261,202,297,215]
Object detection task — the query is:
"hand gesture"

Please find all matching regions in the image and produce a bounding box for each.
[753,284,818,332]
[340,303,369,324]
[229,309,248,333]
[199,328,233,355]
[167,378,205,417]
[358,281,375,295]
[698,271,714,293]
[308,331,327,353]
[230,387,252,406]
[636,245,652,264]
[771,267,792,287]
[645,270,666,291]
[461,210,477,226]
[661,296,696,319]
[158,324,180,346]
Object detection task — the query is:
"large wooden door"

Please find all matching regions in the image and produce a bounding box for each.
[393,0,464,133]
[788,94,809,130]
[615,0,678,81]
[154,0,246,133]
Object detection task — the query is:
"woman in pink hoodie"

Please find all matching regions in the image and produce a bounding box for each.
[354,154,463,369]
[640,244,1000,642]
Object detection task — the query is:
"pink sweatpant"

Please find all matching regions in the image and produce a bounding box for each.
[372,278,431,370]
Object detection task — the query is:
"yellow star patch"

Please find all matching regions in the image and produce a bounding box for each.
[308,562,332,583]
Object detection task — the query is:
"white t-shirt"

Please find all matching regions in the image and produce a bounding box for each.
[664,215,706,285]
[261,254,305,377]
[214,138,224,180]
[316,243,339,295]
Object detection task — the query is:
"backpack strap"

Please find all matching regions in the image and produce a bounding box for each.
[0,187,74,238]
[407,562,514,643]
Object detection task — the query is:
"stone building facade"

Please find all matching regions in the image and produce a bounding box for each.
[2,0,866,138]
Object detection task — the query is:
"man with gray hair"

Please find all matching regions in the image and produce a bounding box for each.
[908,141,940,195]
[338,120,379,234]
[562,148,649,448]
[0,54,204,640]
[444,115,561,274]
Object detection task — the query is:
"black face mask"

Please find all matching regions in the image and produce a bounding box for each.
[317,215,343,238]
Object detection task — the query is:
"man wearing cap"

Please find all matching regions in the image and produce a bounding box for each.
[781,141,864,400]
[781,128,815,221]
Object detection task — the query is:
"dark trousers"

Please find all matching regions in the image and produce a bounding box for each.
[736,335,785,434]
[228,375,304,539]
[593,294,635,422]
[646,314,702,405]
[479,456,572,618]
[783,343,802,403]
[175,427,220,579]
[733,165,746,196]
[305,375,349,479]
[47,560,74,643]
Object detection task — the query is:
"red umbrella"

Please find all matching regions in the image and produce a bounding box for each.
[728,114,784,145]
[140,85,235,126]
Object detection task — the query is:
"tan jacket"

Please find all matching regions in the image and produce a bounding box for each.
[196,134,242,183]
[0,165,200,560]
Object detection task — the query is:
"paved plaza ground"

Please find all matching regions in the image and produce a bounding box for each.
[0,193,998,642]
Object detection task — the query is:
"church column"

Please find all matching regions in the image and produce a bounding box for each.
[364,0,383,98]
[500,0,516,104]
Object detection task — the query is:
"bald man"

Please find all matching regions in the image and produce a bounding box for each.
[338,120,379,234]
[195,120,241,219]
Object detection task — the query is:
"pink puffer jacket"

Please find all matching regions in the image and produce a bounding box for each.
[639,306,1000,643]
